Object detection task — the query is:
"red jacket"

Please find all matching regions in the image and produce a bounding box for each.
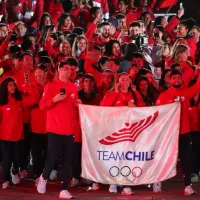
[0,96,24,141]
[71,7,91,28]
[165,60,195,86]
[186,37,197,61]
[156,78,200,135]
[165,16,179,41]
[0,41,10,60]
[44,0,64,26]
[89,36,112,51]
[110,0,118,10]
[84,58,102,86]
[14,69,36,123]
[180,61,195,86]
[7,0,44,27]
[39,79,78,135]
[113,10,141,27]
[100,90,144,107]
[27,83,47,134]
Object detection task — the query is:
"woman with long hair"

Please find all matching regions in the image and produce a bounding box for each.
[101,72,144,107]
[104,39,121,59]
[177,18,197,60]
[0,77,24,189]
[136,75,157,106]
[100,72,144,195]
[170,44,195,86]
[72,35,88,60]
[57,13,74,33]
[155,42,173,70]
[33,12,53,43]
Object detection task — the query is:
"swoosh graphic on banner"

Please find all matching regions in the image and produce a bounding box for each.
[99,111,159,145]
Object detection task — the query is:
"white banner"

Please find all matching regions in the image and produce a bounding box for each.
[79,103,180,185]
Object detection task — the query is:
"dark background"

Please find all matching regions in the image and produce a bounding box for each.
[154,0,200,25]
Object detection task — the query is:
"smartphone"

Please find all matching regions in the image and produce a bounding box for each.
[180,2,183,9]
[45,24,55,31]
[60,88,66,95]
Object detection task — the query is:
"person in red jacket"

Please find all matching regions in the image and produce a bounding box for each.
[44,0,64,26]
[14,22,27,45]
[104,39,121,59]
[14,51,36,179]
[155,70,200,195]
[120,21,141,44]
[101,72,144,107]
[100,72,144,194]
[37,58,79,199]
[70,73,102,187]
[177,19,197,61]
[33,12,53,43]
[0,77,24,189]
[113,0,141,27]
[170,44,195,86]
[26,64,48,185]
[57,13,74,33]
[6,0,44,29]
[154,8,184,42]
[72,35,87,61]
[89,22,112,52]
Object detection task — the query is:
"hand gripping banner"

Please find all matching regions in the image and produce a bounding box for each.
[79,103,181,185]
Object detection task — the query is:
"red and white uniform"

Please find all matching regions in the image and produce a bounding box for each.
[156,77,200,135]
[100,90,144,107]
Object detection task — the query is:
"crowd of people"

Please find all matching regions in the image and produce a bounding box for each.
[0,0,200,199]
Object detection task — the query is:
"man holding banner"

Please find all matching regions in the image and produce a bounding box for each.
[155,70,200,195]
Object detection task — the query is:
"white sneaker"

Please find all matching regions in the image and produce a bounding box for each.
[184,185,197,195]
[153,182,162,193]
[92,183,100,190]
[11,171,20,185]
[35,178,39,187]
[59,190,73,199]
[2,181,9,189]
[109,184,117,193]
[37,175,47,194]
[69,178,79,187]
[20,170,28,179]
[122,187,134,195]
[50,170,58,181]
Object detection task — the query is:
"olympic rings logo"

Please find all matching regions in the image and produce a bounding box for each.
[109,166,142,182]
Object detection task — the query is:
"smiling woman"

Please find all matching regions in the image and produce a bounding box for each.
[0,77,23,189]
